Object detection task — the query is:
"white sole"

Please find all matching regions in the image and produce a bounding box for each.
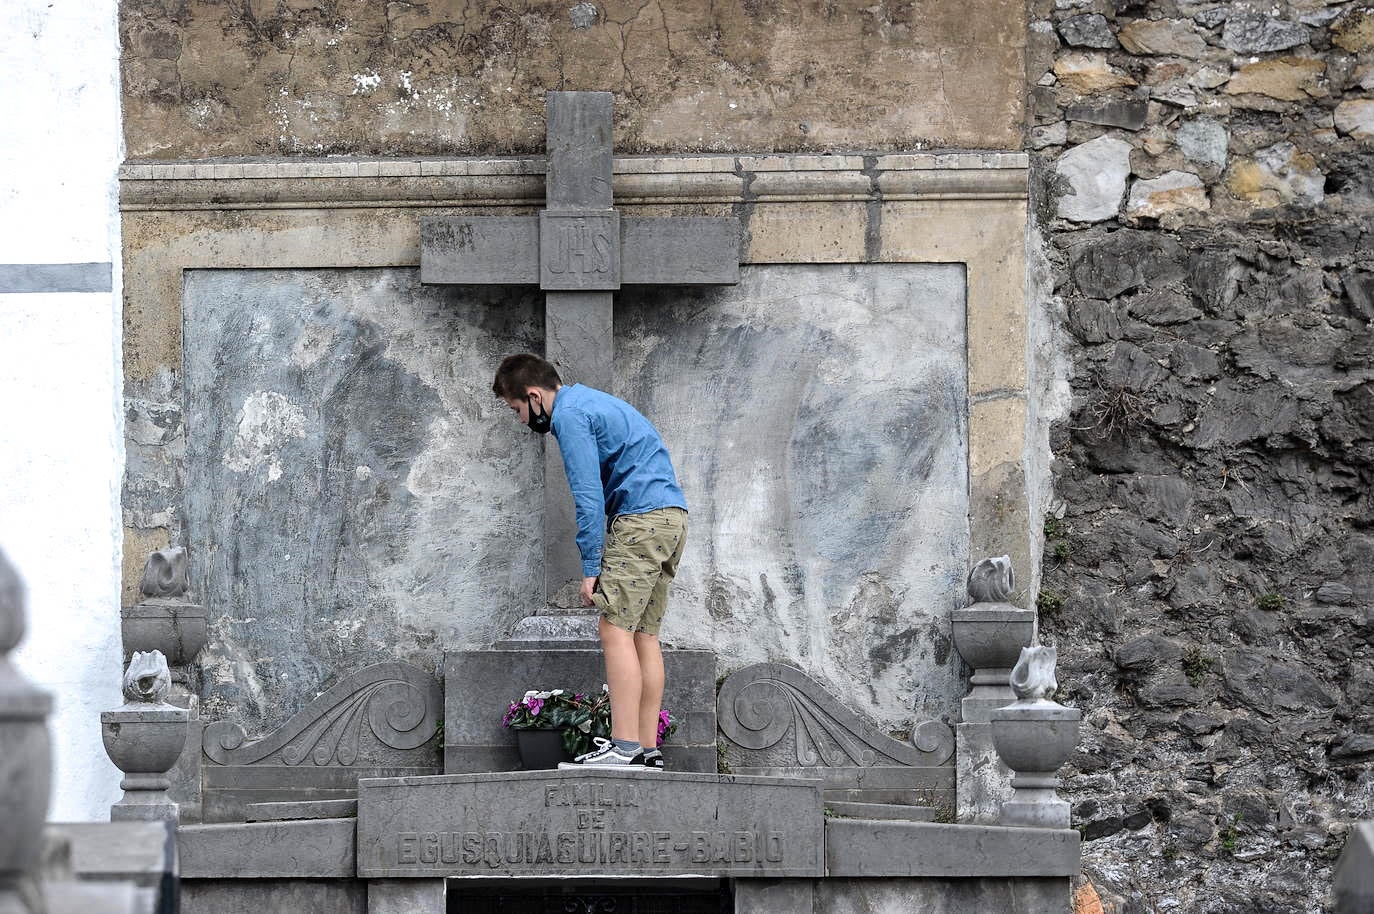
[556,761,658,771]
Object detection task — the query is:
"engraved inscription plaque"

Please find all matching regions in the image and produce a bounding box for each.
[356,770,823,878]
[540,211,621,290]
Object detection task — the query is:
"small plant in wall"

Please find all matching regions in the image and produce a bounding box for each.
[1181,646,1214,687]
[1219,815,1241,855]
[1257,592,1285,611]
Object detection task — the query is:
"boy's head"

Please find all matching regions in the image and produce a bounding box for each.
[493,353,562,430]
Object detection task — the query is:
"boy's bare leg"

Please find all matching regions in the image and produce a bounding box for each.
[599,615,643,743]
[634,632,665,749]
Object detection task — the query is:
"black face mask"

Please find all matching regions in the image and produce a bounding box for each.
[527,395,552,435]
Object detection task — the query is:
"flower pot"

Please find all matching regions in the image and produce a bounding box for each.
[515,728,572,769]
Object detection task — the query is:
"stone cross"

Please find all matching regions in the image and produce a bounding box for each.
[420,91,740,607]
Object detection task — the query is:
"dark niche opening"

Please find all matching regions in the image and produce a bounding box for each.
[447,877,733,914]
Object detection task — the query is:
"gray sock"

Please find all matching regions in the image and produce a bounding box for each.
[642,747,662,757]
[612,738,641,755]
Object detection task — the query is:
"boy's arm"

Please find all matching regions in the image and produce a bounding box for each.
[554,408,606,578]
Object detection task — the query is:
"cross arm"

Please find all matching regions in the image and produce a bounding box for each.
[419,216,539,285]
[620,217,740,285]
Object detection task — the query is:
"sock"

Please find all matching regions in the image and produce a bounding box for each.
[642,747,662,758]
[612,738,641,755]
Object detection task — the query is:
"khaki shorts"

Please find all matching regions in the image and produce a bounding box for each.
[591,507,688,636]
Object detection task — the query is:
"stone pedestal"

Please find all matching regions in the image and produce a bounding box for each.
[102,650,191,823]
[121,550,209,823]
[955,722,1013,825]
[989,647,1081,830]
[103,704,191,822]
[951,596,1035,824]
[444,620,717,772]
[0,567,53,914]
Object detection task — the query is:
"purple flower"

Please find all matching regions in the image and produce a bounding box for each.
[656,709,673,743]
[527,697,544,717]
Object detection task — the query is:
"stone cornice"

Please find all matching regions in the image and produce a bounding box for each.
[118,152,1028,211]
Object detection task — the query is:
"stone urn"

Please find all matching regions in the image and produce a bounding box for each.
[989,645,1081,829]
[951,556,1036,720]
[0,547,53,902]
[120,547,207,675]
[101,650,190,822]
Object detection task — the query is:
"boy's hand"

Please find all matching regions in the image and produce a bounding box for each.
[580,576,599,607]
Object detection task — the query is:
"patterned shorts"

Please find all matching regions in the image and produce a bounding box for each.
[591,507,688,636]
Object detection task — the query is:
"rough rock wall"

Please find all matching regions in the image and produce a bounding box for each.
[118,0,1025,157]
[1030,2,1373,912]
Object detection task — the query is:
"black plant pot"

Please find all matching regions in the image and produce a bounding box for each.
[515,728,573,769]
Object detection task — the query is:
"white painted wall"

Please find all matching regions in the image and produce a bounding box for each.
[0,0,125,821]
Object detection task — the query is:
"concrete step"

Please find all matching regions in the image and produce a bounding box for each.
[826,801,937,821]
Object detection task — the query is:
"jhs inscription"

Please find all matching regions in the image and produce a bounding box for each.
[394,830,785,868]
[546,219,613,276]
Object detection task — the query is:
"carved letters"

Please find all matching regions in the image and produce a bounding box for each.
[391,829,786,869]
[357,771,824,878]
[539,211,620,290]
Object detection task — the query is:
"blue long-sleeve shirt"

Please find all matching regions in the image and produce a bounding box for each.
[549,384,687,577]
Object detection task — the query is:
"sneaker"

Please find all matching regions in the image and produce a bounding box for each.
[558,737,639,769]
[635,750,665,772]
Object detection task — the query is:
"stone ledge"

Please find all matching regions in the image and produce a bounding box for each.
[118,153,1028,210]
[823,819,1080,878]
[179,817,357,878]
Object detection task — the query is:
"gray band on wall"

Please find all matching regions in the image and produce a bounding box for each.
[0,263,113,293]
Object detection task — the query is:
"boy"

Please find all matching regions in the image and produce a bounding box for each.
[493,353,688,770]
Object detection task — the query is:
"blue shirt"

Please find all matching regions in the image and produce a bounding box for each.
[550,384,687,577]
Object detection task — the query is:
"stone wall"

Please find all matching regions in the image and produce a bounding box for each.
[1029,2,1373,912]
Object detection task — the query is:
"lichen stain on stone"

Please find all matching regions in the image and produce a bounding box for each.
[867,626,922,668]
[222,390,308,482]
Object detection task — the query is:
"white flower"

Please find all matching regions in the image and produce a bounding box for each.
[535,690,552,699]
[601,683,609,693]
[523,690,538,699]
[550,689,564,696]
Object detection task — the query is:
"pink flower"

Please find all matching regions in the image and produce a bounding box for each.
[656,710,672,744]
[527,697,544,717]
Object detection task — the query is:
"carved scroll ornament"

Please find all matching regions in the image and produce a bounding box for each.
[717,662,955,768]
[203,661,440,766]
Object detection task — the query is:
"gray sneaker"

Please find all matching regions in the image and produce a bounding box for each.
[558,737,638,769]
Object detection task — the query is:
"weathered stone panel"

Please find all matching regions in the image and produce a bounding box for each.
[180,263,967,735]
[119,0,1026,158]
[182,269,545,725]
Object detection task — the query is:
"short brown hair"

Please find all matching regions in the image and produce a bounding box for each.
[493,353,562,399]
